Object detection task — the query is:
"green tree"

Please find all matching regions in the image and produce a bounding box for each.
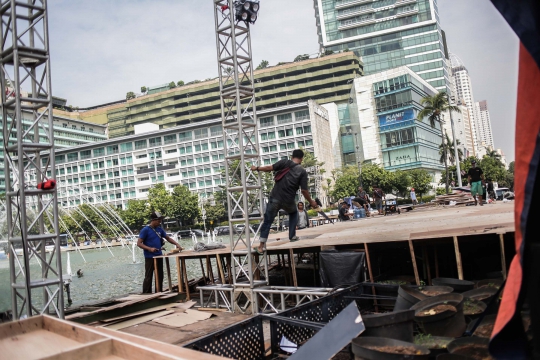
[119,199,150,230]
[294,54,310,62]
[177,80,184,87]
[439,134,463,166]
[170,185,199,224]
[148,183,173,216]
[417,91,461,193]
[360,163,387,193]
[168,81,177,89]
[319,49,334,57]
[479,156,507,184]
[508,161,515,173]
[126,91,136,100]
[408,169,432,201]
[331,165,359,200]
[140,86,147,93]
[204,202,226,225]
[391,170,411,198]
[256,60,269,70]
[486,149,502,161]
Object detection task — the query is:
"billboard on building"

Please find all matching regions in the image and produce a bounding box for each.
[378,109,414,127]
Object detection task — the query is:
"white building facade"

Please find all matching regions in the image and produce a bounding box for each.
[474,100,495,150]
[51,101,335,209]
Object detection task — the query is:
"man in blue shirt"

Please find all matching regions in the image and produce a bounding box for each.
[137,211,182,293]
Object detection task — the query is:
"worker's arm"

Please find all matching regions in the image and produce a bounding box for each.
[137,237,158,253]
[301,189,317,208]
[165,235,182,249]
[250,164,273,172]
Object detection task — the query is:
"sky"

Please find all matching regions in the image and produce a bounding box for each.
[47,0,518,161]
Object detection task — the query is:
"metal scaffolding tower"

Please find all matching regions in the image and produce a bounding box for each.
[0,0,64,319]
[213,0,267,314]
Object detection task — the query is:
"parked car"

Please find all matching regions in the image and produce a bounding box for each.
[495,187,514,200]
[175,230,192,239]
[192,229,205,237]
[215,226,231,236]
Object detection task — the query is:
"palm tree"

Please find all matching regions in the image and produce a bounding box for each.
[417,92,461,194]
[439,134,463,166]
[486,149,502,161]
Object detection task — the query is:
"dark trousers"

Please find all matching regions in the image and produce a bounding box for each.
[143,257,163,293]
[260,197,298,241]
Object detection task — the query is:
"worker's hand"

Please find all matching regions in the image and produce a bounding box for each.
[150,247,159,253]
[309,200,318,208]
[250,165,257,171]
[176,244,183,250]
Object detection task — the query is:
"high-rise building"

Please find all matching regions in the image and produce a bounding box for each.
[475,100,494,150]
[313,0,452,93]
[449,53,480,155]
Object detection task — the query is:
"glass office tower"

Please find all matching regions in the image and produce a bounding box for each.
[313,0,451,93]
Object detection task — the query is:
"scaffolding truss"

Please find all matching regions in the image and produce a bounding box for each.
[0,0,64,319]
[213,0,267,314]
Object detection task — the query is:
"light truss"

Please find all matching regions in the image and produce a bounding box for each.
[213,0,267,314]
[0,0,64,319]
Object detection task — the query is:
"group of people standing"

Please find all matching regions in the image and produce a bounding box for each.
[339,185,388,221]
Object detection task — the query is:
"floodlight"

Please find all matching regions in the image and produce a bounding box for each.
[234,0,260,24]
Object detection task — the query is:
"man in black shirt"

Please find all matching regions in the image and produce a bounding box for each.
[251,149,317,254]
[338,202,352,221]
[467,160,485,206]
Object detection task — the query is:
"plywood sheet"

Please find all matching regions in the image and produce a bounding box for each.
[152,309,213,327]
[104,310,174,330]
[100,300,196,324]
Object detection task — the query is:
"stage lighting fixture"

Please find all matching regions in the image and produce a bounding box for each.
[234,0,259,24]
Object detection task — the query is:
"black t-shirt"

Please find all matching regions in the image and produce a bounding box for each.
[467,167,483,182]
[270,159,308,203]
[339,206,350,221]
[487,182,494,192]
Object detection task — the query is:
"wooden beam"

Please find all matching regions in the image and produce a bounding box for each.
[225,255,232,284]
[289,249,298,287]
[423,246,432,285]
[453,236,464,280]
[364,243,378,312]
[182,259,190,300]
[199,258,206,281]
[434,245,439,278]
[408,239,421,286]
[165,257,172,292]
[499,233,507,280]
[216,254,226,284]
[154,258,160,293]
[206,256,215,284]
[175,257,183,293]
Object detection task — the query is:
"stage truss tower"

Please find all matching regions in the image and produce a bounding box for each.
[213,0,267,314]
[0,0,64,319]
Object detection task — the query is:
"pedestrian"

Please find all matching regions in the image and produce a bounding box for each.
[251,149,317,254]
[338,202,352,221]
[296,201,311,230]
[137,211,183,293]
[352,186,370,216]
[410,188,417,205]
[467,160,485,206]
[372,185,385,215]
[487,178,496,201]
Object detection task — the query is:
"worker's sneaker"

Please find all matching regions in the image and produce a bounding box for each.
[290,236,299,242]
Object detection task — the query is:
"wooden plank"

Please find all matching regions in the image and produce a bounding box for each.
[104,310,174,330]
[225,255,232,284]
[499,233,507,280]
[154,257,160,293]
[100,301,196,324]
[289,249,298,287]
[206,256,215,284]
[364,243,378,312]
[182,259,190,300]
[199,258,206,281]
[453,236,464,280]
[176,257,183,293]
[216,254,226,284]
[165,257,172,292]
[423,246,432,286]
[408,239,421,286]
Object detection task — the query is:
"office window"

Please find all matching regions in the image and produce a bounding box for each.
[94,174,99,180]
[93,148,105,156]
[295,110,309,121]
[179,131,192,141]
[287,142,295,149]
[149,137,162,147]
[303,125,311,133]
[164,134,177,144]
[296,127,303,135]
[210,125,222,136]
[260,116,274,127]
[198,181,205,187]
[197,169,204,176]
[67,152,78,162]
[135,140,147,150]
[120,142,133,152]
[166,148,177,154]
[277,113,292,124]
[80,150,91,159]
[194,128,207,139]
[280,144,287,150]
[107,145,119,154]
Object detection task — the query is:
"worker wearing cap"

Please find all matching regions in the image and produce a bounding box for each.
[467,160,485,206]
[137,211,182,293]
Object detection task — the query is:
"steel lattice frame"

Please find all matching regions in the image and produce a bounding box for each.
[213,0,267,314]
[0,0,64,319]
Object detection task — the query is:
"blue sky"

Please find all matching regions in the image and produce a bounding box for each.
[47,0,518,161]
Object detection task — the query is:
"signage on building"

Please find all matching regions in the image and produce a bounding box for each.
[314,107,329,120]
[378,108,414,126]
[387,147,417,167]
